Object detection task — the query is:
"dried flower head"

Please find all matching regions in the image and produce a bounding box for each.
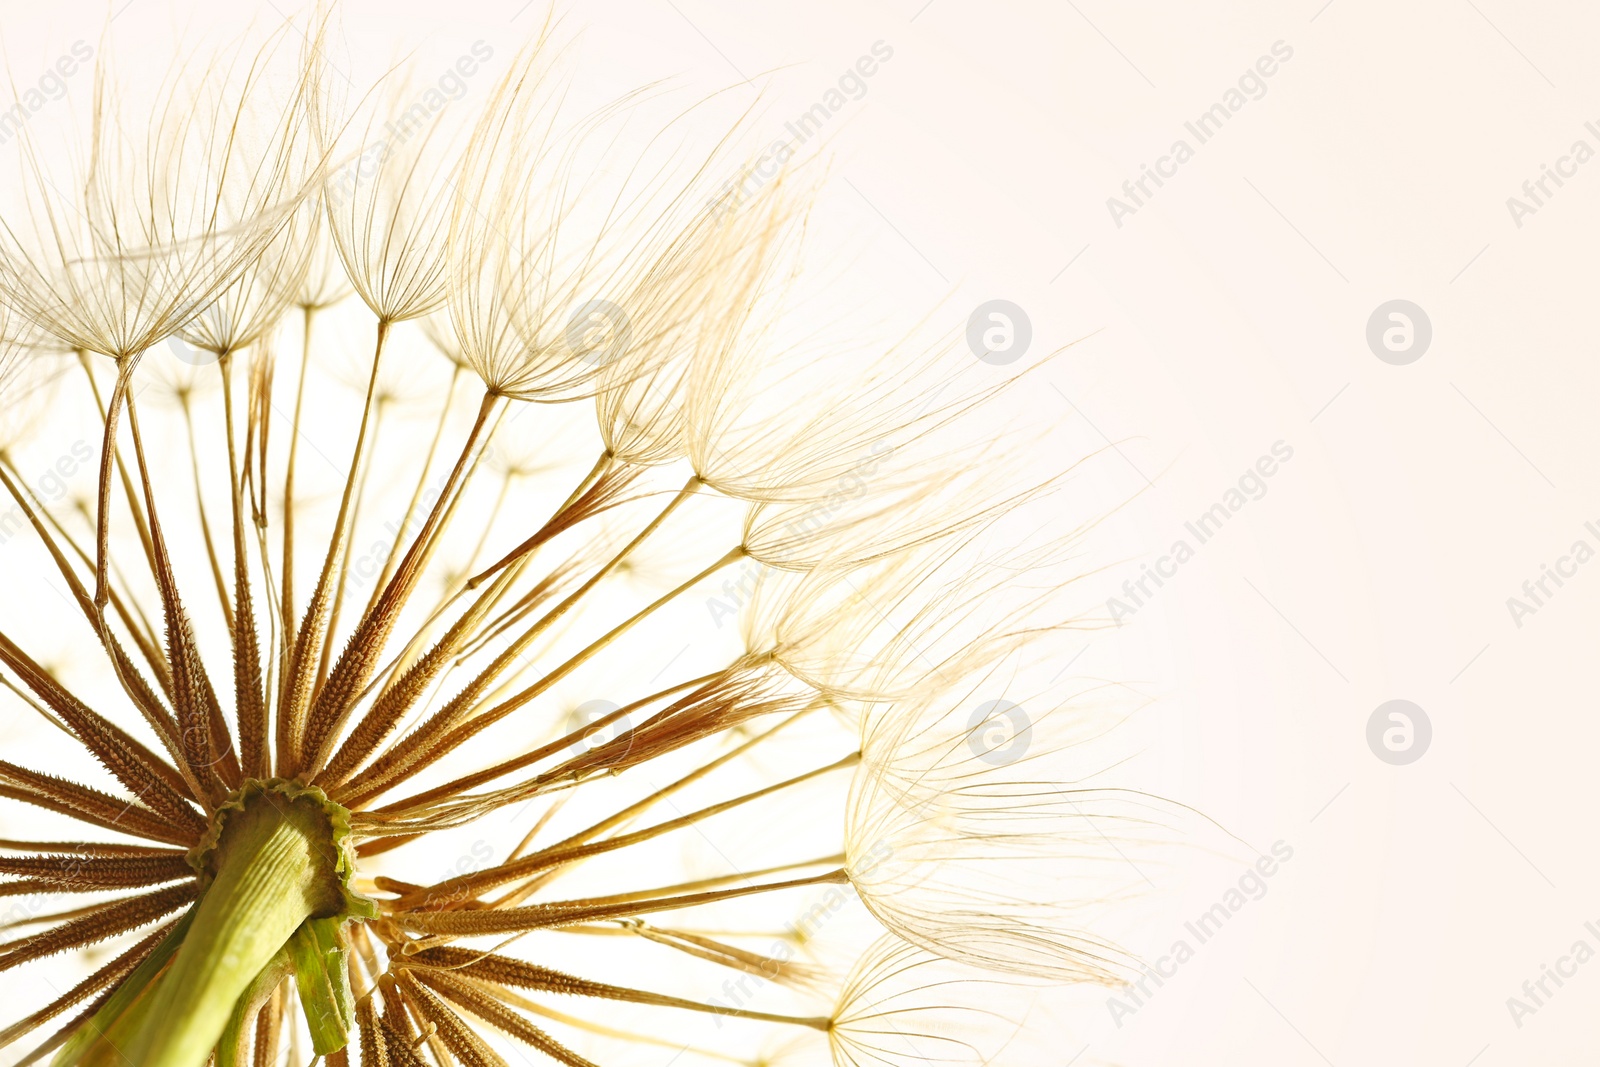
[0,12,1199,1067]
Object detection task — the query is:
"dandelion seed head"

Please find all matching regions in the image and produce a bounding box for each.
[0,11,1199,1067]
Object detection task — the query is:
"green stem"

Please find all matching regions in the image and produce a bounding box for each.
[53,910,196,1067]
[119,782,350,1067]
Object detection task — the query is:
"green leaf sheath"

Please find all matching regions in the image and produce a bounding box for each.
[289,916,359,1055]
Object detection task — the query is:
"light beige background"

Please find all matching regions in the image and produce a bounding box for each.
[3,1,1598,1064]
